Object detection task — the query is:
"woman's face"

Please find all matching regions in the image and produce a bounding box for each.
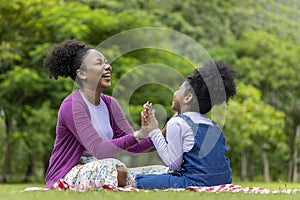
[81,49,112,90]
[172,82,188,113]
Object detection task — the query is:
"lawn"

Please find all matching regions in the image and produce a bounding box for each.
[2,182,300,200]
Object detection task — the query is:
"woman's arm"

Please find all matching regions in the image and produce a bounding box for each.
[61,93,139,159]
[108,97,154,154]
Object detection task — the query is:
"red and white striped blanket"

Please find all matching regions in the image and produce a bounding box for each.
[23,179,299,194]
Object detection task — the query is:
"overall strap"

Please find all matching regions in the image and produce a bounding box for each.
[176,114,222,159]
[176,114,198,133]
[176,114,195,127]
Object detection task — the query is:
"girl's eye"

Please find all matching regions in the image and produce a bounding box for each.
[98,60,108,65]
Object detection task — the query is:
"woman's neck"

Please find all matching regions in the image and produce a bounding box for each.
[80,88,102,106]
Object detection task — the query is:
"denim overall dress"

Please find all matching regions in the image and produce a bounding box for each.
[135,114,232,189]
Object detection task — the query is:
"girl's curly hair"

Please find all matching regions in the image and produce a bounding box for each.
[44,39,93,81]
[186,61,237,114]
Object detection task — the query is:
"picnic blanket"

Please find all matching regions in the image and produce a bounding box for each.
[23,179,300,194]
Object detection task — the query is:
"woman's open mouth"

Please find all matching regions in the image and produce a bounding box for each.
[102,73,111,80]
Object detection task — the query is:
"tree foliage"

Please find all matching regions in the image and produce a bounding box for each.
[224,84,286,180]
[0,0,298,182]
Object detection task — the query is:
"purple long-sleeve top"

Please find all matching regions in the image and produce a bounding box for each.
[45,90,154,188]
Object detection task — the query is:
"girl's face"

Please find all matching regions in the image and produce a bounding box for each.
[172,82,188,113]
[81,49,112,90]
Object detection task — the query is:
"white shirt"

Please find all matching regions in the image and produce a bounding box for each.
[81,93,113,140]
[149,112,213,171]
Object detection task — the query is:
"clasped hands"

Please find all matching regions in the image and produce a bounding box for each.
[136,101,159,141]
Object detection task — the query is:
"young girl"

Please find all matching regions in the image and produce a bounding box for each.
[135,61,236,189]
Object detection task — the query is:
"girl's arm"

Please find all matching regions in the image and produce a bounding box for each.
[148,118,185,171]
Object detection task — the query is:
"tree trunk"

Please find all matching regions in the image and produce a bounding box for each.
[24,154,34,183]
[289,124,299,182]
[293,125,300,182]
[2,113,13,183]
[293,149,298,182]
[262,147,271,182]
[248,149,254,181]
[241,148,247,181]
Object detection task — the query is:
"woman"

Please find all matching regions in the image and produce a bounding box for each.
[44,39,168,190]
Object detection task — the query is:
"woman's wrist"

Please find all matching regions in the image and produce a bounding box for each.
[133,131,142,142]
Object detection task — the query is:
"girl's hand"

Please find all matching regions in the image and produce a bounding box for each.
[147,109,159,132]
[161,125,167,138]
[138,101,158,140]
[161,112,177,138]
[142,101,152,126]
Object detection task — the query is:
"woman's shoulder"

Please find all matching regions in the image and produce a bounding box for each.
[59,90,86,110]
[101,94,121,107]
[100,93,112,102]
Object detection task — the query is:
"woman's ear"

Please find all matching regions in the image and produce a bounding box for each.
[76,69,87,80]
[184,93,193,104]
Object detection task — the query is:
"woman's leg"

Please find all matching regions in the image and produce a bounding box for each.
[116,164,127,187]
[64,158,127,190]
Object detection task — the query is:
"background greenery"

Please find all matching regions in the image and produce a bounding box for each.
[0,0,299,184]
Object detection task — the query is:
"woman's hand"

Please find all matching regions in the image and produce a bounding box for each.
[137,102,158,140]
[134,102,152,141]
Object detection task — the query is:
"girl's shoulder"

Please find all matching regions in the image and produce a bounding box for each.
[169,114,188,127]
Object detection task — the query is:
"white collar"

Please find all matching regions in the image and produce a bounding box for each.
[181,112,213,126]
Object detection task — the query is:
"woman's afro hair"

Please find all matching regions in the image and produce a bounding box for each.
[44,39,88,80]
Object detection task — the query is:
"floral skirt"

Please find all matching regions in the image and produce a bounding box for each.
[63,156,169,190]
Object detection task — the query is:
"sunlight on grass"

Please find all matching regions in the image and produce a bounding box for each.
[237,181,300,190]
[2,182,300,200]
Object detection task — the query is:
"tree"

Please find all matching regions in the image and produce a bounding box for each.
[0,66,44,181]
[224,83,286,181]
[0,0,298,182]
[0,0,165,181]
[231,30,300,182]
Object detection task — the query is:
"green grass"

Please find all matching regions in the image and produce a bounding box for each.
[2,182,300,200]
